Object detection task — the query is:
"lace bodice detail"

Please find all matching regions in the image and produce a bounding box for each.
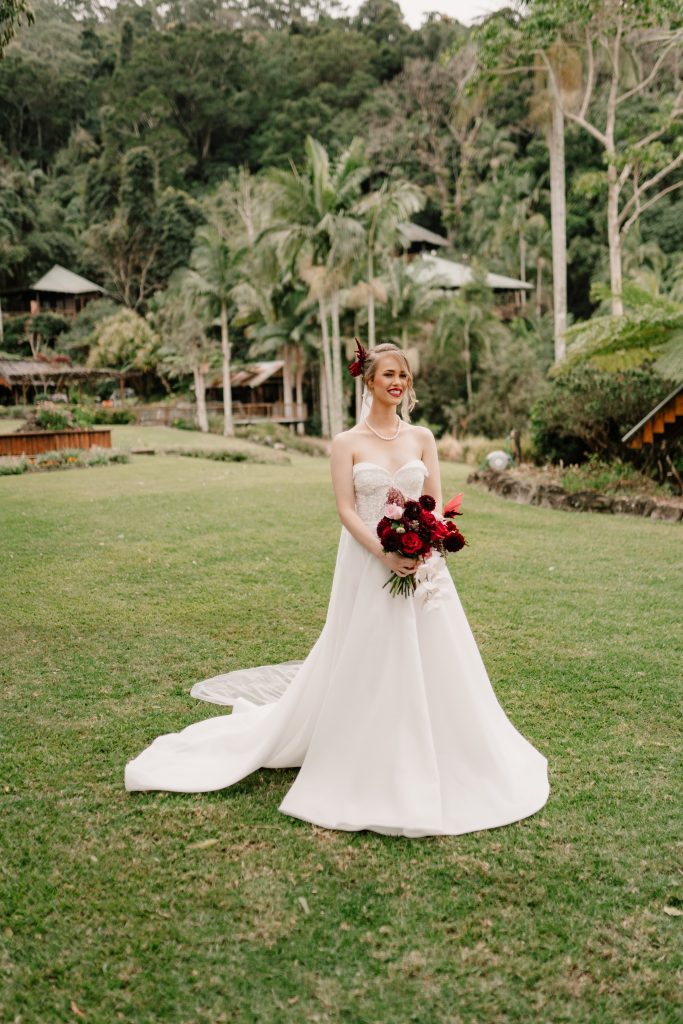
[353,459,429,529]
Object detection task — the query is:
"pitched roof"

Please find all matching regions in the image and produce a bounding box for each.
[208,361,284,389]
[398,223,449,248]
[0,359,117,384]
[31,265,104,295]
[407,254,532,291]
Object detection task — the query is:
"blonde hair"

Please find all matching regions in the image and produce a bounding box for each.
[363,343,417,422]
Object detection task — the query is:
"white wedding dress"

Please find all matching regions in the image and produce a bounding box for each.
[125,460,550,837]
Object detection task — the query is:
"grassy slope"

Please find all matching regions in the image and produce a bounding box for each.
[1,456,681,1024]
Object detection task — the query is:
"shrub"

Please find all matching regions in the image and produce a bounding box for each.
[72,408,96,428]
[559,455,660,495]
[171,417,197,431]
[531,364,676,464]
[35,408,71,431]
[92,408,137,425]
[0,458,28,476]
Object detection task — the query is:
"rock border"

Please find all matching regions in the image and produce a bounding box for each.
[467,469,683,522]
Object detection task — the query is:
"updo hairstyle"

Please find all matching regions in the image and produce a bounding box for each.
[362,343,417,421]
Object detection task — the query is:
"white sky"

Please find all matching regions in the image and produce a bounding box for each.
[344,0,512,29]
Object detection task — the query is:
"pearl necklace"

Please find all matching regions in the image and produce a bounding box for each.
[365,417,402,441]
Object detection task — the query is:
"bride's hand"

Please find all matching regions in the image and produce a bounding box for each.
[382,551,418,576]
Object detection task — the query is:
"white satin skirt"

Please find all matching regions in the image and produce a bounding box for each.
[125,529,550,837]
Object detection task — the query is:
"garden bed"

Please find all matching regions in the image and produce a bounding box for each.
[468,467,683,521]
[0,428,112,458]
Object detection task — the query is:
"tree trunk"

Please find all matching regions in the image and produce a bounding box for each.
[0,299,4,345]
[367,250,376,349]
[319,358,330,438]
[536,258,543,316]
[519,232,527,308]
[295,346,305,436]
[607,164,624,316]
[330,289,344,435]
[464,329,473,407]
[193,366,209,433]
[220,300,234,437]
[282,343,294,421]
[318,296,334,438]
[355,375,363,424]
[548,91,567,363]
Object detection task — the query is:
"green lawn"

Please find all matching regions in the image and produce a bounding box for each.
[1,455,681,1023]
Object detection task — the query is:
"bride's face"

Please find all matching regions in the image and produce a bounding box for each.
[369,355,409,409]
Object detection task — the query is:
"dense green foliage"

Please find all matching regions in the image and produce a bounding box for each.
[531,363,681,468]
[2,452,681,1021]
[1,0,682,448]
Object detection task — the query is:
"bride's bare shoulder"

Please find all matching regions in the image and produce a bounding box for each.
[405,422,435,442]
[332,426,363,449]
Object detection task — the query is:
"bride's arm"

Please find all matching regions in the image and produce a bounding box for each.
[330,435,384,559]
[419,427,443,509]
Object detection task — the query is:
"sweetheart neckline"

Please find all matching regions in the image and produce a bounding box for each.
[352,458,428,478]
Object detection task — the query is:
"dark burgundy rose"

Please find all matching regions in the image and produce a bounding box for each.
[419,494,436,511]
[376,516,392,538]
[401,532,423,555]
[404,500,421,520]
[444,531,465,552]
[381,527,400,552]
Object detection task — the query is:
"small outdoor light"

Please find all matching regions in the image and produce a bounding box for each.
[486,450,510,472]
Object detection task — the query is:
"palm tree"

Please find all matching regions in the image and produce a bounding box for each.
[267,136,369,436]
[353,177,425,349]
[432,275,507,409]
[372,258,441,350]
[233,239,316,436]
[188,224,242,436]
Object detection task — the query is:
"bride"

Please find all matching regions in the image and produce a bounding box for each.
[125,343,550,837]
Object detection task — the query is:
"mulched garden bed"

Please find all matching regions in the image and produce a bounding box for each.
[468,467,683,522]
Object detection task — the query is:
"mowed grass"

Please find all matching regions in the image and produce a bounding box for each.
[1,453,681,1024]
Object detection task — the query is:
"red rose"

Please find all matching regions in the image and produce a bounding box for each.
[419,510,436,528]
[433,520,451,540]
[401,532,423,555]
[419,494,436,511]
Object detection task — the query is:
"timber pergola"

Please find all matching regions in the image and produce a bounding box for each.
[622,383,683,450]
[0,359,126,405]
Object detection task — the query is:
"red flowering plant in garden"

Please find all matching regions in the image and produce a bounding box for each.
[376,487,466,599]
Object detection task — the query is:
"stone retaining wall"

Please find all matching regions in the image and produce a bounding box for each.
[467,469,682,522]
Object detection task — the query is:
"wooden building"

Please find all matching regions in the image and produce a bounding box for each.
[207,360,307,425]
[1,265,104,318]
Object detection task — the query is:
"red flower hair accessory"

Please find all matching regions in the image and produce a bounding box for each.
[348,337,368,378]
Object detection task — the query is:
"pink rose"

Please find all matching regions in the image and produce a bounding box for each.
[384,503,404,520]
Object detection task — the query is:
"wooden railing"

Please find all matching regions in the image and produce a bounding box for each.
[136,401,307,426]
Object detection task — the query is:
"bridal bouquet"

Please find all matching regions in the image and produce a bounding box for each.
[376,489,466,604]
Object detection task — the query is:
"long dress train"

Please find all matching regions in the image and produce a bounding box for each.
[125,460,550,837]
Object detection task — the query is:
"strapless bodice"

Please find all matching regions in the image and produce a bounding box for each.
[353,459,429,529]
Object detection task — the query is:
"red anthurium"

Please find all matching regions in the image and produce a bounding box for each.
[443,493,464,518]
